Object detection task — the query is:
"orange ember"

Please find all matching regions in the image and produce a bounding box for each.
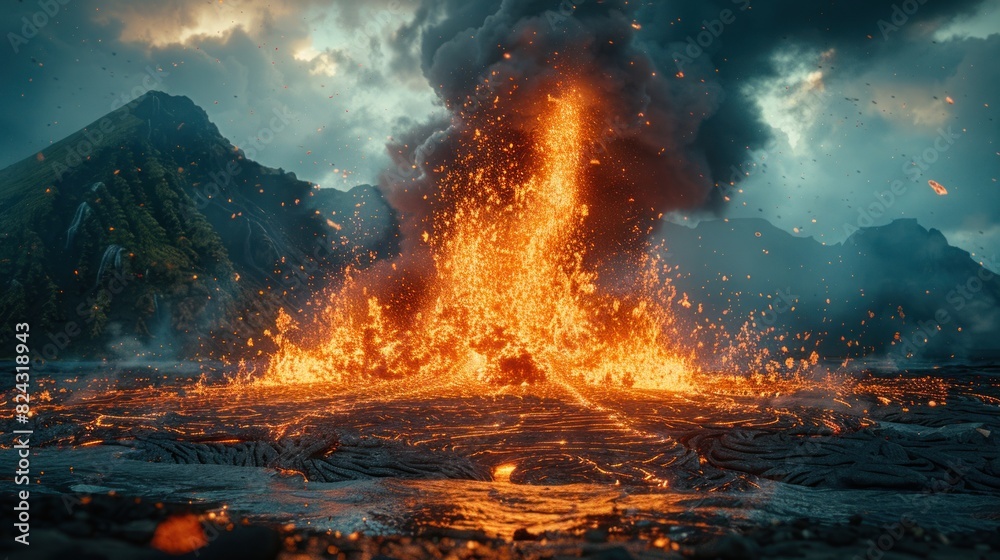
[262,86,693,391]
[928,180,948,196]
[150,514,208,555]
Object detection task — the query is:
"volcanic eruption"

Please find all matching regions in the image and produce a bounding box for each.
[264,80,696,390]
[5,3,1000,556]
[256,2,805,390]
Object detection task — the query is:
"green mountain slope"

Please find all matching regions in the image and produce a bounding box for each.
[0,91,399,361]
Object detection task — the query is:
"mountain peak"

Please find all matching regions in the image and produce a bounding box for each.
[0,93,399,361]
[117,90,221,143]
[125,90,204,117]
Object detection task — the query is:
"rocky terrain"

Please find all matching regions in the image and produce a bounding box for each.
[3,490,999,560]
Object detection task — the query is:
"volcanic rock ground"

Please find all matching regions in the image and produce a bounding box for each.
[1,363,999,559]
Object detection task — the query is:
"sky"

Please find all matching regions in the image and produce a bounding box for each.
[1,0,997,260]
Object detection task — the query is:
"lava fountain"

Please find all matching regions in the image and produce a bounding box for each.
[262,82,693,391]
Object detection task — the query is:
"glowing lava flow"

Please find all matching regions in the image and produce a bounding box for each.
[262,88,692,391]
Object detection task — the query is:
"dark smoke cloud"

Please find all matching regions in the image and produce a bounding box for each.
[382,0,732,275]
[634,0,986,207]
[383,0,988,224]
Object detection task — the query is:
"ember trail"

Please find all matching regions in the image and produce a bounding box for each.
[262,84,692,391]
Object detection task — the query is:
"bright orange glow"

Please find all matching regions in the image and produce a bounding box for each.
[262,85,694,391]
[928,180,948,196]
[150,514,208,555]
[493,463,518,482]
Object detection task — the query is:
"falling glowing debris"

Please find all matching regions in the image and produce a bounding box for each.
[262,87,692,391]
[928,180,948,196]
[945,96,954,105]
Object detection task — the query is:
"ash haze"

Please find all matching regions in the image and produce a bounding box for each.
[0,0,997,259]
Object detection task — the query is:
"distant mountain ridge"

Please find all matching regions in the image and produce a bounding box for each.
[660,218,1000,362]
[0,91,398,361]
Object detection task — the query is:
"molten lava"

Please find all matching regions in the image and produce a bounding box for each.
[263,86,692,391]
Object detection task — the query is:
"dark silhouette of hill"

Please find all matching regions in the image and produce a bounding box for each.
[0,91,398,361]
[660,218,1000,363]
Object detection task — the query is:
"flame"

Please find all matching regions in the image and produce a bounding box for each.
[263,86,692,391]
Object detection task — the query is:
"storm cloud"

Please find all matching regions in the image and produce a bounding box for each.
[0,0,997,259]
